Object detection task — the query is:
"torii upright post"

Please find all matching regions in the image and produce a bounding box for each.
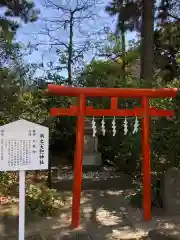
[48,85,178,228]
[72,94,85,227]
[142,96,151,220]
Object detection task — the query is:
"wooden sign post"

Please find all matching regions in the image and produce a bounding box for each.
[0,119,49,240]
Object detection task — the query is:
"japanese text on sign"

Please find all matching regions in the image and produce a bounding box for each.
[0,120,49,171]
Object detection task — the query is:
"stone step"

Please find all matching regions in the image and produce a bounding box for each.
[52,175,133,191]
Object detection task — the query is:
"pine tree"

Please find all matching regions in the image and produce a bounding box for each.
[106,0,155,83]
[0,0,39,65]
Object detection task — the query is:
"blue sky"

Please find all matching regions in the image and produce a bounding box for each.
[16,0,136,77]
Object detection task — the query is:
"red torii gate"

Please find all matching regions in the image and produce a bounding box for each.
[48,84,178,229]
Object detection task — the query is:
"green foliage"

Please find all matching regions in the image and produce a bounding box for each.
[150,80,180,172]
[154,22,180,81]
[106,0,180,83]
[0,172,17,196]
[0,0,39,66]
[0,62,75,155]
[105,0,141,32]
[98,32,140,67]
[27,185,61,217]
[19,86,76,155]
[0,172,63,216]
[0,67,21,125]
[20,90,49,124]
[77,59,131,88]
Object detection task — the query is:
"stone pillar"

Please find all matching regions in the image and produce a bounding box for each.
[162,167,180,214]
[83,119,102,168]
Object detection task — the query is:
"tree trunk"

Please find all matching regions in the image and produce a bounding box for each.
[140,0,155,84]
[121,22,126,81]
[68,12,73,85]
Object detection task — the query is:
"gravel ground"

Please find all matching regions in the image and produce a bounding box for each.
[55,166,124,180]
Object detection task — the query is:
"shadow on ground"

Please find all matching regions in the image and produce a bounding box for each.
[1,174,179,239]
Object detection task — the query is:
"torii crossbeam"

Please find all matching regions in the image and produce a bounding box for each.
[48,84,178,229]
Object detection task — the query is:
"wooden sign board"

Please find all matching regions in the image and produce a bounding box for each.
[0,119,49,171]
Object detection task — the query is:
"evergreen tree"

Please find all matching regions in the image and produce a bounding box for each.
[0,0,39,65]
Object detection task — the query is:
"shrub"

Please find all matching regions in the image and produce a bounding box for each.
[0,172,17,196]
[0,172,64,217]
[26,184,63,216]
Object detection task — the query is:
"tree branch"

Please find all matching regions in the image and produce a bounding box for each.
[168,13,180,21]
[43,0,71,12]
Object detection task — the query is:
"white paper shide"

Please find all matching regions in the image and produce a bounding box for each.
[0,119,49,171]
